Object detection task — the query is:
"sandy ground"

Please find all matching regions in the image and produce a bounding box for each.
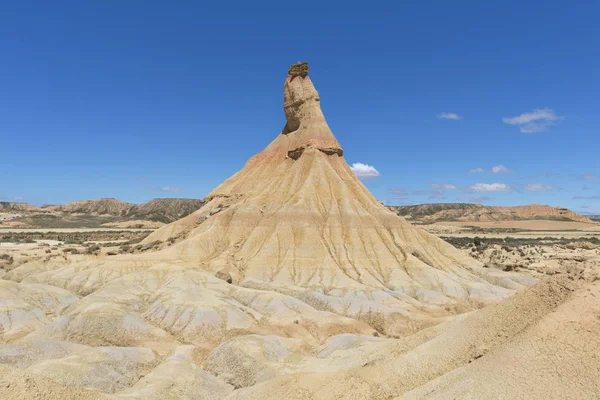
[0,228,153,233]
[437,219,600,231]
[436,230,600,240]
[424,221,600,240]
[0,240,63,250]
[0,219,597,399]
[101,220,165,229]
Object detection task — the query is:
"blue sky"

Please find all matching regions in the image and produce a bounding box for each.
[1,1,599,213]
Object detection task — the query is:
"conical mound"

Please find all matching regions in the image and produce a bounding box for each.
[1,64,544,398]
[144,63,526,299]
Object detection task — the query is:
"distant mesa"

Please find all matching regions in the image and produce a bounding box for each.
[0,198,206,228]
[2,198,593,228]
[43,198,133,216]
[390,203,592,224]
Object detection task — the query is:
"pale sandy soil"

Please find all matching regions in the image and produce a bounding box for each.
[0,228,153,233]
[414,224,469,235]
[0,243,41,250]
[3,238,598,399]
[0,221,28,228]
[0,240,63,249]
[436,230,600,240]
[437,219,600,231]
[101,220,165,229]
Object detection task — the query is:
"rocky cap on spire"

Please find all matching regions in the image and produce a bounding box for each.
[281,62,343,159]
[288,61,309,79]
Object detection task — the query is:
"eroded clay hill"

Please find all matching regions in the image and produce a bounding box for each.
[392,203,592,223]
[44,198,134,216]
[5,63,598,399]
[141,62,528,301]
[0,202,43,213]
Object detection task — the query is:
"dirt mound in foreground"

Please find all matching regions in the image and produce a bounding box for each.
[227,275,600,399]
[0,364,102,400]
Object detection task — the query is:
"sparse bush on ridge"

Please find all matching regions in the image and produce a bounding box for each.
[443,235,600,249]
[140,240,162,251]
[355,307,386,334]
[85,244,101,255]
[0,254,14,264]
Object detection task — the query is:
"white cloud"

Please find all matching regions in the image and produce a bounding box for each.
[573,195,600,200]
[437,112,462,120]
[428,194,446,200]
[150,186,184,192]
[502,108,564,133]
[469,165,512,174]
[492,165,511,174]
[468,183,512,192]
[457,196,491,203]
[581,174,600,180]
[391,189,408,197]
[350,163,381,179]
[161,187,184,192]
[0,196,24,201]
[525,183,556,192]
[431,183,457,191]
[391,185,456,199]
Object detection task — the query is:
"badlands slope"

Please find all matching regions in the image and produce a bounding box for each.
[391,203,592,224]
[0,63,597,399]
[0,198,206,229]
[4,196,592,229]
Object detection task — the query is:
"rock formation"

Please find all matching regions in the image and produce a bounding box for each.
[0,63,562,399]
[143,62,527,303]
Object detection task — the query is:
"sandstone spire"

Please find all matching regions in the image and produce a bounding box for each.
[280,62,343,159]
[142,62,526,307]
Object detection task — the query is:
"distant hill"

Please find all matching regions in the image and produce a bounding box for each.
[0,202,43,213]
[2,198,592,229]
[0,198,205,228]
[43,198,133,216]
[589,215,600,222]
[389,203,593,224]
[124,198,206,223]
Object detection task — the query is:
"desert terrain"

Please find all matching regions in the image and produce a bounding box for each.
[4,198,596,231]
[0,63,599,399]
[0,198,206,229]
